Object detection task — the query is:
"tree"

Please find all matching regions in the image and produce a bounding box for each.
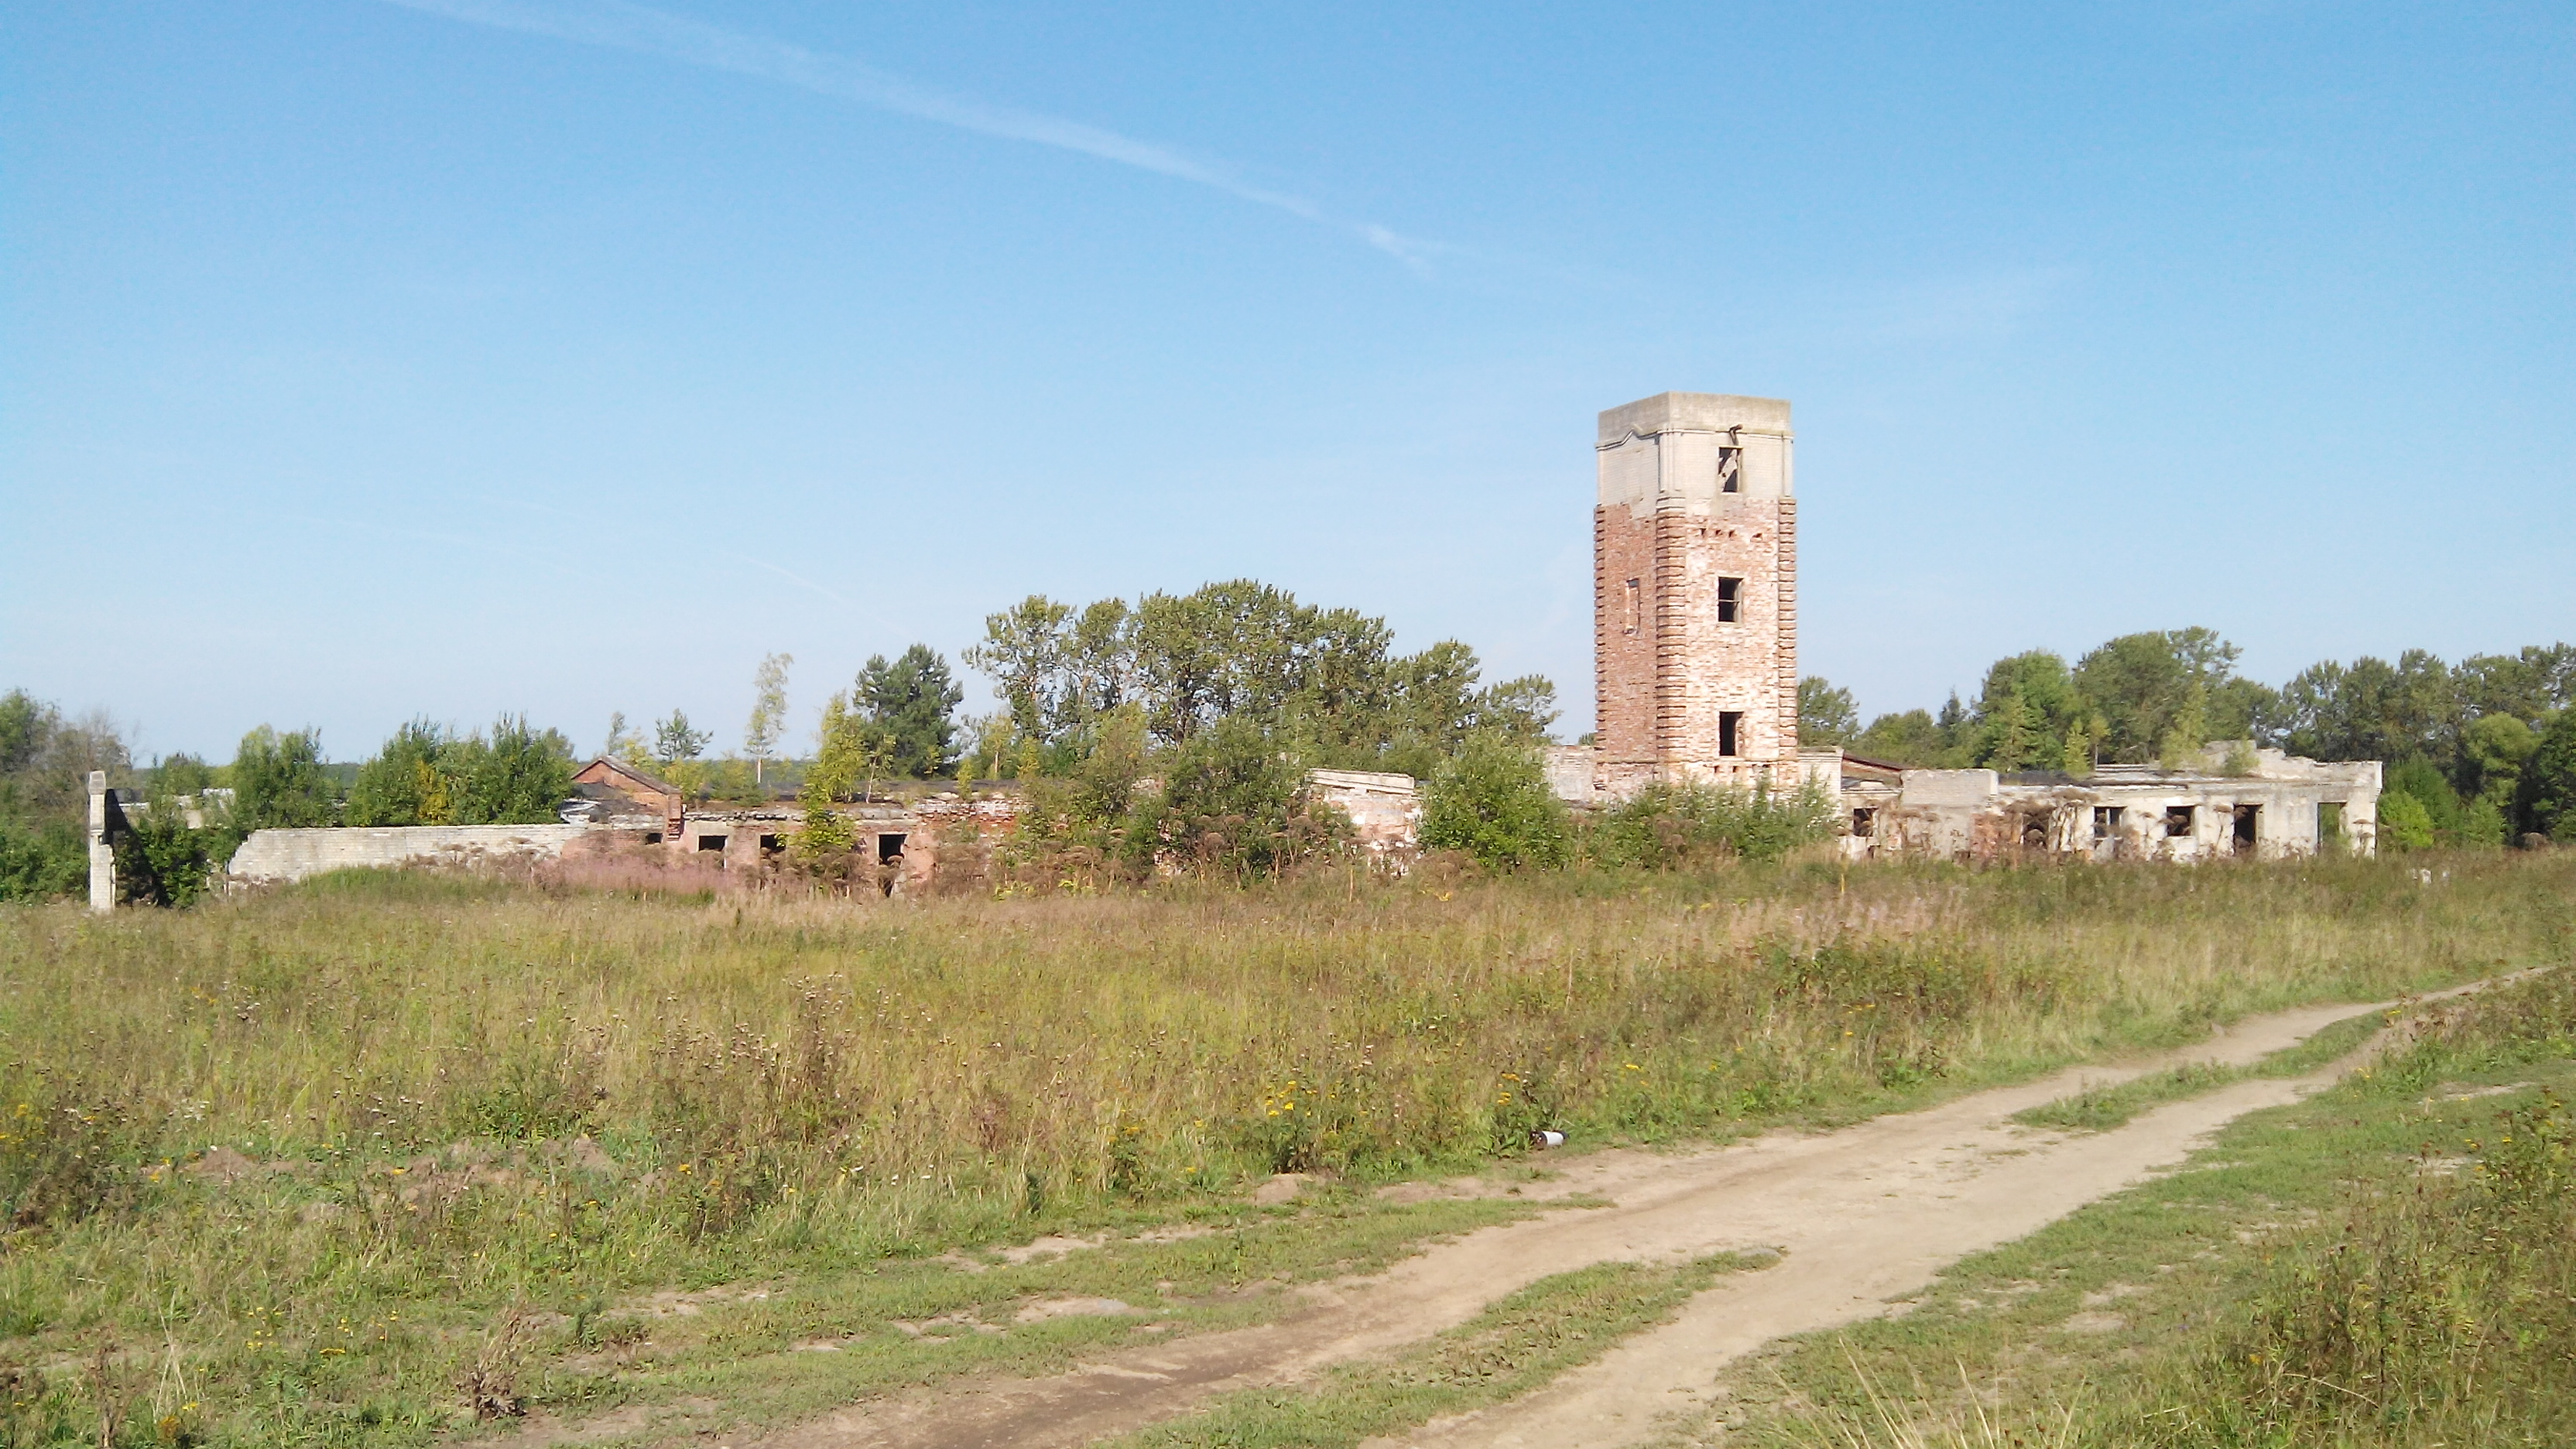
[2073,629,2256,763]
[345,721,456,826]
[1420,734,1571,869]
[965,581,1547,773]
[1852,709,1951,766]
[2462,713,2540,812]
[2515,709,2576,843]
[458,716,575,824]
[1467,676,1560,744]
[653,711,712,769]
[2276,651,2460,766]
[2386,758,2466,844]
[742,653,793,786]
[232,727,335,829]
[601,711,646,765]
[1797,677,1860,747]
[858,646,964,779]
[962,597,1073,741]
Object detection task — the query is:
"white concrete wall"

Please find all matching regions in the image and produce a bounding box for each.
[228,824,596,883]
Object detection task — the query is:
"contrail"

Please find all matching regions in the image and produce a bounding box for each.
[377,0,1447,268]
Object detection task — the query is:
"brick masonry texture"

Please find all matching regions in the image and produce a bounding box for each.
[1594,392,1798,793]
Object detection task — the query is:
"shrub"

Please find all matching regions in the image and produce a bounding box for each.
[1157,715,1345,878]
[1584,778,1835,868]
[2378,788,2435,850]
[0,817,83,903]
[1419,734,1571,869]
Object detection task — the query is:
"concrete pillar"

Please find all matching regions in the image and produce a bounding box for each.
[87,770,115,913]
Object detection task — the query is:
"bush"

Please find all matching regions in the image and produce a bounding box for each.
[1584,778,1835,868]
[2386,757,2467,844]
[0,817,84,902]
[1419,734,1571,869]
[1157,715,1345,878]
[2378,788,2435,851]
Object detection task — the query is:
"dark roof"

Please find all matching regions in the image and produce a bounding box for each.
[578,756,680,796]
[1839,753,1913,776]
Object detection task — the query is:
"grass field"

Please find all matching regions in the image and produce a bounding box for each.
[0,850,2569,1446]
[1696,956,2576,1449]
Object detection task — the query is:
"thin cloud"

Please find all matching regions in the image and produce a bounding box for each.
[378,0,1444,266]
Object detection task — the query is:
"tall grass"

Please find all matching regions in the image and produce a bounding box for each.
[0,851,2567,1443]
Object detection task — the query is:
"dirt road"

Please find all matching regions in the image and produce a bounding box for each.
[756,992,2451,1449]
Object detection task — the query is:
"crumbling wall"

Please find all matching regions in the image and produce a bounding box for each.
[1306,769,1420,858]
[228,824,608,884]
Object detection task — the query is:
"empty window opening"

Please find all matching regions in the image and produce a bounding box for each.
[1716,576,1743,622]
[1850,807,1875,838]
[2164,806,2196,838]
[2319,801,2346,848]
[2091,806,2124,839]
[1622,578,1641,635]
[1718,711,1745,758]
[759,834,784,855]
[696,834,727,852]
[2019,811,2053,849]
[876,832,908,863]
[2232,804,2259,854]
[1718,447,1742,494]
[642,831,663,845]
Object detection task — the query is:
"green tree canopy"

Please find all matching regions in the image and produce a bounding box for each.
[345,721,455,827]
[232,727,336,830]
[1797,677,1859,747]
[2516,709,2576,843]
[2071,629,2276,764]
[858,645,964,779]
[964,582,1555,777]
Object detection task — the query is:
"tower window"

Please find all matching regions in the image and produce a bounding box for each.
[1622,578,1641,635]
[1719,711,1744,757]
[1718,447,1742,494]
[1716,577,1743,622]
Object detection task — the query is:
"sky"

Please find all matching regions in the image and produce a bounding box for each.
[3,1,2570,762]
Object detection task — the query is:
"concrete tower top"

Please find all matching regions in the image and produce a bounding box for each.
[1597,392,1792,446]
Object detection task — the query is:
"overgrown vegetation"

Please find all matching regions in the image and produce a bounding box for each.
[0,851,2567,1443]
[1802,632,2575,847]
[1709,957,2576,1449]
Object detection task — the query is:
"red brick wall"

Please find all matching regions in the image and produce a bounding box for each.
[1593,499,1798,780]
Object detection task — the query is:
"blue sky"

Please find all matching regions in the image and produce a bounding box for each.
[4,1,2570,762]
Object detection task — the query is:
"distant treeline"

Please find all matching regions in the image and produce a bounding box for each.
[6,611,2571,906]
[1800,630,2576,847]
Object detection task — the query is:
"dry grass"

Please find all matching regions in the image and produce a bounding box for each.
[0,850,2567,1444]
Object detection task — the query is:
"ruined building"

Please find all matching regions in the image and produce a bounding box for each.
[1559,390,2380,859]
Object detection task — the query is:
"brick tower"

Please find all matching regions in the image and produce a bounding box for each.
[1593,392,1797,797]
